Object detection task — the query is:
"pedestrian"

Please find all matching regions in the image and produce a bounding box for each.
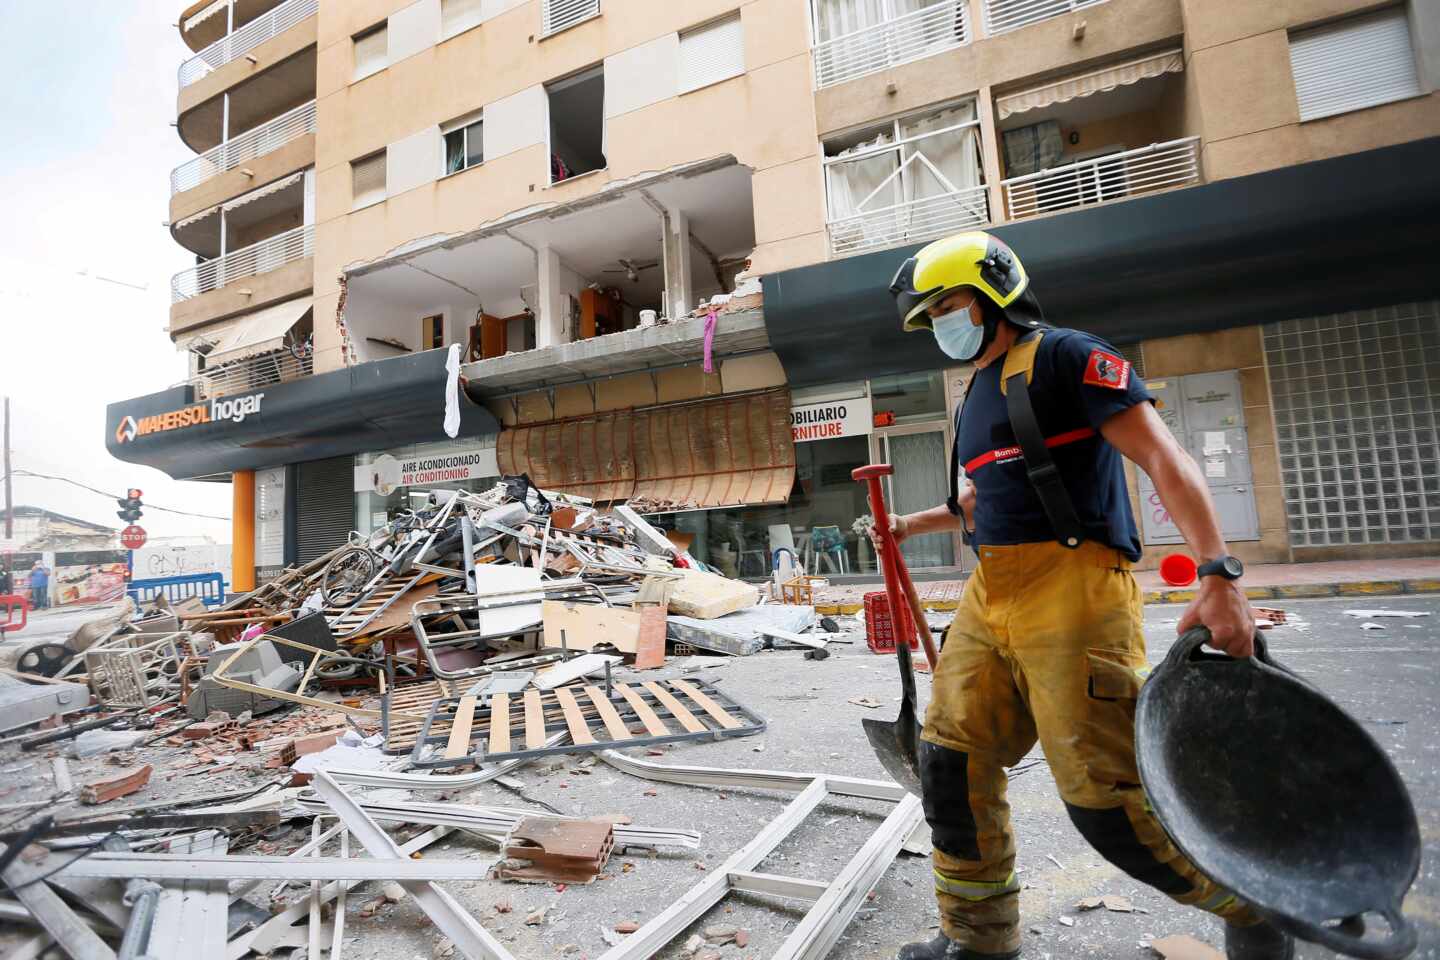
[879,231,1290,960]
[27,562,49,610]
[0,564,11,597]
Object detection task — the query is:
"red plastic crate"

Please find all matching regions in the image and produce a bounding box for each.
[864,591,918,654]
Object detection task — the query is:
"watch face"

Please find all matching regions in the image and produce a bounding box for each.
[1222,556,1244,579]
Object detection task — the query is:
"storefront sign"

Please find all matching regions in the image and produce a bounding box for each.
[355,444,499,494]
[789,397,874,443]
[113,392,265,444]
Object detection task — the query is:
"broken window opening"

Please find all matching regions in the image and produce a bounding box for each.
[547,65,606,184]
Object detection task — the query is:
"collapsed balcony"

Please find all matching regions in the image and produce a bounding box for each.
[342,159,757,370]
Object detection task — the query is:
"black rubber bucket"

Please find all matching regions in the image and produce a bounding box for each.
[1135,628,1421,959]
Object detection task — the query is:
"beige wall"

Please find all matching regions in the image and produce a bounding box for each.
[1133,326,1291,569]
[308,0,820,374]
[1181,0,1440,180]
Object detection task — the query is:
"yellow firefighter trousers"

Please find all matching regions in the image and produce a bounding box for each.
[921,540,1256,954]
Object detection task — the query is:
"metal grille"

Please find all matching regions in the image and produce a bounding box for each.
[171,100,316,195]
[982,0,1107,36]
[1001,137,1201,220]
[812,1,969,90]
[192,349,313,400]
[542,0,599,37]
[178,0,318,88]
[296,457,356,563]
[1264,302,1440,547]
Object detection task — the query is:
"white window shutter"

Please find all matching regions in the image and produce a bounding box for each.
[542,0,600,37]
[441,0,484,37]
[353,24,389,78]
[679,13,745,94]
[1289,7,1421,122]
[352,153,387,207]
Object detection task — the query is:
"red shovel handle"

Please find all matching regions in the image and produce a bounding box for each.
[852,465,939,670]
[852,464,894,481]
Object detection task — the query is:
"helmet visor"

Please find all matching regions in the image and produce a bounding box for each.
[890,256,944,330]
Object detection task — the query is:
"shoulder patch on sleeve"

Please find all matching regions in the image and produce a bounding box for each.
[1082,349,1130,390]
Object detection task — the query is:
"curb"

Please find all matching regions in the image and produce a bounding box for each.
[815,577,1440,616]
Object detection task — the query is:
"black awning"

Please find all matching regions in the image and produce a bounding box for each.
[106,348,500,479]
[763,136,1440,386]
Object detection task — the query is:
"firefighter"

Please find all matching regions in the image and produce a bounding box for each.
[880,231,1293,960]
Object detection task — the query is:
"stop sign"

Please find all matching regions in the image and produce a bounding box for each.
[121,525,148,550]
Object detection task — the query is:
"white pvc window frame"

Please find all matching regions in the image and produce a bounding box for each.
[442,111,485,177]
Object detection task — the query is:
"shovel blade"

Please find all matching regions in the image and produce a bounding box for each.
[862,713,924,796]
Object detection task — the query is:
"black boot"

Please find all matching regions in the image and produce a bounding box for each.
[1225,920,1294,960]
[896,933,1021,960]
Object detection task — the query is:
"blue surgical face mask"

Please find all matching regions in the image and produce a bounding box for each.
[932,302,985,361]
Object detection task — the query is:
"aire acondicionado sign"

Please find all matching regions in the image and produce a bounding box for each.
[789,396,874,444]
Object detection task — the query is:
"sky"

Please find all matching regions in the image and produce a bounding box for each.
[0,1,232,542]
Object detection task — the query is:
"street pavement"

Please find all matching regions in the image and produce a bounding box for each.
[0,596,1433,959]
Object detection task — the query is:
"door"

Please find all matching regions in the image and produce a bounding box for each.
[876,423,960,570]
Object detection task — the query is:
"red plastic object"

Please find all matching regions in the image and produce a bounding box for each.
[0,594,29,635]
[1159,553,1198,587]
[864,591,919,654]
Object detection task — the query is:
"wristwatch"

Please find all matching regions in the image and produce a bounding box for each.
[1197,555,1244,581]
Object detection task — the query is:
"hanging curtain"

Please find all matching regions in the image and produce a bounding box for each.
[897,101,985,230]
[812,0,887,42]
[1001,120,1064,177]
[825,133,900,245]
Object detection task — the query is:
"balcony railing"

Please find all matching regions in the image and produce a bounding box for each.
[178,0,318,88]
[813,2,970,89]
[982,0,1107,36]
[171,100,316,195]
[1000,136,1201,220]
[541,0,600,37]
[191,348,313,400]
[172,223,314,302]
[828,183,990,255]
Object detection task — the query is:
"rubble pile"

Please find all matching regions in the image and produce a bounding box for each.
[0,476,900,960]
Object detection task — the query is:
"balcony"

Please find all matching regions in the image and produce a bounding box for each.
[982,0,1107,36]
[192,348,313,400]
[541,0,600,38]
[172,223,314,302]
[179,0,317,89]
[171,100,315,196]
[1001,136,1201,219]
[823,101,990,256]
[813,2,970,90]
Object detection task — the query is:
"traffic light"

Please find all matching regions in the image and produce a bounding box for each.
[116,488,144,525]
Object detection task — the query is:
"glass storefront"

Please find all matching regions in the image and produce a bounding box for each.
[354,437,500,535]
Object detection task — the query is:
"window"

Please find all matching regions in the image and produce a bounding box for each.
[679,13,745,94]
[822,100,988,254]
[542,0,600,37]
[351,152,387,209]
[547,65,606,183]
[421,314,445,350]
[443,113,484,175]
[353,22,388,81]
[441,0,484,38]
[1289,6,1421,122]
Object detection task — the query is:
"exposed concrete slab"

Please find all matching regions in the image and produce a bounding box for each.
[461,309,768,396]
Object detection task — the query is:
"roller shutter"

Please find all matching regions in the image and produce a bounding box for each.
[295,456,355,563]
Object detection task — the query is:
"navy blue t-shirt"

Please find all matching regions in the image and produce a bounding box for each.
[953,328,1152,561]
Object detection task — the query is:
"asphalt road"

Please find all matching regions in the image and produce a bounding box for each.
[0,595,1434,959]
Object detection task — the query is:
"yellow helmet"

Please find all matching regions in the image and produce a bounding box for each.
[890,231,1029,331]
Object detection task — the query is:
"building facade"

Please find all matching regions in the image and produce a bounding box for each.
[108,0,1440,588]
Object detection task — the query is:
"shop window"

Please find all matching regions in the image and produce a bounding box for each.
[351,151,387,209]
[353,22,388,81]
[870,371,946,423]
[547,65,606,183]
[443,112,484,175]
[421,314,445,350]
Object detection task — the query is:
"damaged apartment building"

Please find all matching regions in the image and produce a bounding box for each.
[110,0,1440,594]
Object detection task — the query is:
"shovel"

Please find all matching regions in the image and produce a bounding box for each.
[852,464,926,795]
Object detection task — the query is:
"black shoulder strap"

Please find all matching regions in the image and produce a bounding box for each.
[1004,334,1087,549]
[947,372,978,517]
